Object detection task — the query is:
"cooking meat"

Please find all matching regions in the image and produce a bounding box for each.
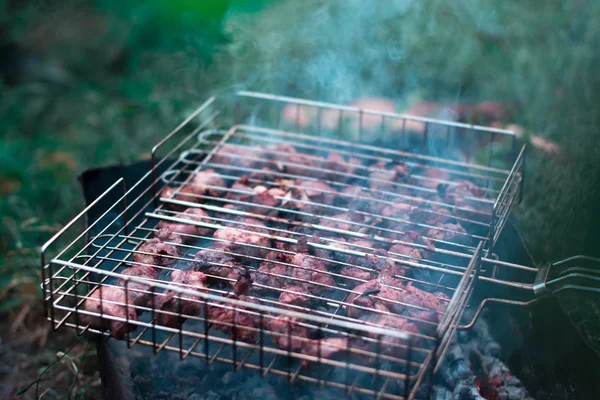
[361,313,421,354]
[156,269,208,327]
[400,284,449,323]
[213,228,271,258]
[294,180,337,207]
[156,208,213,244]
[133,238,179,267]
[319,211,365,232]
[224,216,269,234]
[252,250,293,289]
[116,265,158,307]
[290,253,335,295]
[388,243,423,260]
[267,316,312,352]
[212,144,264,169]
[420,167,451,189]
[278,285,314,308]
[426,222,468,244]
[368,161,410,192]
[190,169,227,197]
[302,337,350,364]
[263,143,319,177]
[208,274,261,343]
[82,287,137,339]
[319,153,363,181]
[160,185,201,211]
[191,246,247,284]
[340,249,408,288]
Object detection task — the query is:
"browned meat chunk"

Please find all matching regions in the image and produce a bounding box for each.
[133,238,179,267]
[209,293,261,343]
[191,247,247,284]
[388,243,423,260]
[223,216,269,234]
[156,270,208,327]
[212,144,264,169]
[302,337,350,364]
[399,284,449,323]
[213,228,271,258]
[190,169,227,197]
[294,180,337,207]
[326,153,362,175]
[340,250,408,288]
[319,212,365,232]
[290,253,335,295]
[361,313,421,354]
[278,285,313,308]
[426,222,468,244]
[252,251,293,290]
[368,161,410,191]
[116,265,158,307]
[160,185,201,211]
[267,316,312,352]
[420,167,451,189]
[156,208,213,244]
[82,287,137,339]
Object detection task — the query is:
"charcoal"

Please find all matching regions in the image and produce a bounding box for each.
[187,391,228,400]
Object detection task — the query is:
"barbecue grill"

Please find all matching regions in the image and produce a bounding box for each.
[40,91,599,400]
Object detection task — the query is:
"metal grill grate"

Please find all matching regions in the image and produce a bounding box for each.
[40,92,527,400]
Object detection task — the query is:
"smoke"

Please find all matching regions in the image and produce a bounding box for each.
[219,0,419,103]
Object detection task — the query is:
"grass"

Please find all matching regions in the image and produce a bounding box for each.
[1,0,599,397]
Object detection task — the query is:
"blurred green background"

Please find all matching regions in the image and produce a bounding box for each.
[1,0,599,398]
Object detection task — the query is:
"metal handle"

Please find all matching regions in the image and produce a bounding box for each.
[533,255,600,297]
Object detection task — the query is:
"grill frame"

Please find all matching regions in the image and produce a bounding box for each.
[40,91,527,400]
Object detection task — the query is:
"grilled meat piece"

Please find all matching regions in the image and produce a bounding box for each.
[302,337,350,365]
[160,185,201,211]
[368,160,410,192]
[190,169,227,197]
[82,287,137,339]
[224,176,288,215]
[319,211,365,232]
[290,253,335,295]
[157,269,208,327]
[340,249,408,288]
[226,176,255,202]
[361,313,421,354]
[191,246,247,284]
[209,274,261,343]
[420,167,451,189]
[426,222,468,244]
[213,227,271,258]
[253,251,293,290]
[278,285,313,308]
[223,216,269,234]
[116,265,158,307]
[294,180,337,207]
[267,316,312,352]
[156,208,213,244]
[263,143,319,177]
[400,284,449,324]
[212,144,264,169]
[133,238,179,267]
[388,243,423,260]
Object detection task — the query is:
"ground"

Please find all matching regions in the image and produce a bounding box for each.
[1,0,599,398]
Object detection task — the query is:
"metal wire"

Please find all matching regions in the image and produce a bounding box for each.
[40,91,529,400]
